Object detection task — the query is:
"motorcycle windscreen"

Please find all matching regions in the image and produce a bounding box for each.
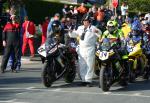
[100,38,111,51]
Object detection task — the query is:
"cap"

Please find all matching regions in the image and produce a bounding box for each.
[54,13,60,17]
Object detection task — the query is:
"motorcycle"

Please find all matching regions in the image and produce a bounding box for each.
[126,36,149,82]
[143,34,150,79]
[37,38,76,87]
[96,38,128,92]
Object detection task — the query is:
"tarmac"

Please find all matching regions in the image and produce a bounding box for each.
[0,55,41,65]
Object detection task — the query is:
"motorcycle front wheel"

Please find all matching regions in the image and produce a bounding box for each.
[64,63,76,83]
[99,65,111,92]
[128,61,136,83]
[41,62,53,87]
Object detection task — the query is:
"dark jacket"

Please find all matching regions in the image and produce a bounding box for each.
[2,22,20,45]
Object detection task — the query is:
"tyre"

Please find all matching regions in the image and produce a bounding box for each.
[64,64,76,83]
[128,62,136,83]
[99,65,111,92]
[41,62,53,87]
[94,59,100,76]
[143,66,150,80]
[95,69,100,76]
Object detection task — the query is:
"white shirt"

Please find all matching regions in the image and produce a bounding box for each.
[121,5,128,16]
[69,25,102,47]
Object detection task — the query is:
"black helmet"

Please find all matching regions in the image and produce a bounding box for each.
[52,20,61,33]
[52,20,61,27]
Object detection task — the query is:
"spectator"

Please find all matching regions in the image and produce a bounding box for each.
[105,6,113,22]
[77,3,88,23]
[72,6,78,20]
[77,3,88,15]
[69,5,74,18]
[95,7,105,31]
[122,18,132,39]
[117,15,123,29]
[96,7,105,23]
[86,8,94,20]
[121,2,128,22]
[1,15,20,73]
[22,16,36,58]
[41,16,49,45]
[91,4,97,14]
[62,4,70,18]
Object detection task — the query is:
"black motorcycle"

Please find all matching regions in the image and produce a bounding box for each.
[38,38,76,87]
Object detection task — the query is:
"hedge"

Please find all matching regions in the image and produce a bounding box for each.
[119,0,150,13]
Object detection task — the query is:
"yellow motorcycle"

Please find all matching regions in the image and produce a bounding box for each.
[96,38,127,91]
[127,37,149,82]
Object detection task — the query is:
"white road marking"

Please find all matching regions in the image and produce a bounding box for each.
[26,87,35,90]
[0,87,150,98]
[102,92,111,95]
[16,93,24,95]
[0,98,30,103]
[52,88,61,91]
[0,99,16,103]
[47,89,150,98]
[133,93,142,96]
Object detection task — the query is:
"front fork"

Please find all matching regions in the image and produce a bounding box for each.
[115,60,128,82]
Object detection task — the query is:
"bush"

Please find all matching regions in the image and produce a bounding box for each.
[120,0,150,13]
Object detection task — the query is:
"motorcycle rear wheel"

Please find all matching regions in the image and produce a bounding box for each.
[64,64,76,83]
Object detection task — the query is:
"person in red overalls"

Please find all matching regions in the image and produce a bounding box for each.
[41,16,49,45]
[22,16,35,57]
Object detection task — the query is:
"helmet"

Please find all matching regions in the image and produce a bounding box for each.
[131,21,141,36]
[131,21,141,31]
[52,20,61,33]
[107,21,118,34]
[107,20,118,27]
[133,16,138,21]
[125,18,131,23]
